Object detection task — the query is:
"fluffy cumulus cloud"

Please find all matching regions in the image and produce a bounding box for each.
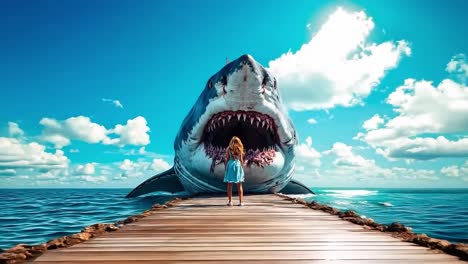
[441,161,468,180]
[102,98,124,108]
[107,116,150,147]
[0,117,161,186]
[324,142,374,168]
[323,142,439,182]
[362,114,384,131]
[40,116,108,148]
[78,175,107,183]
[307,118,317,124]
[446,53,468,84]
[8,122,24,137]
[293,136,321,181]
[0,169,16,176]
[119,159,134,171]
[268,8,410,110]
[151,158,171,172]
[40,116,150,148]
[0,137,69,171]
[117,158,171,179]
[355,59,468,160]
[0,137,70,185]
[73,163,96,175]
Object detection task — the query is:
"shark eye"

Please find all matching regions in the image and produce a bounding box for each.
[220,75,227,86]
[262,76,270,87]
[261,76,270,94]
[208,81,212,89]
[220,75,227,94]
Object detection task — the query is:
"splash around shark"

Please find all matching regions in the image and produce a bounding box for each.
[127,55,314,198]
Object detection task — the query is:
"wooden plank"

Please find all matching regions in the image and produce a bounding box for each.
[33,251,459,261]
[31,260,465,264]
[32,194,463,263]
[71,242,409,246]
[58,245,424,251]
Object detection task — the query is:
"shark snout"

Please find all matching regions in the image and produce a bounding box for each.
[216,54,277,109]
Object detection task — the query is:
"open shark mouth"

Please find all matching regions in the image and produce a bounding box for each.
[203,110,279,172]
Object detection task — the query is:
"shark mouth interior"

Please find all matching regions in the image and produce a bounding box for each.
[203,111,279,172]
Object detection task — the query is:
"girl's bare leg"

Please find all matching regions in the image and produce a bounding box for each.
[227,183,233,205]
[237,182,243,205]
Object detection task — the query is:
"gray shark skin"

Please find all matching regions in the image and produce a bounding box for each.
[127,54,314,198]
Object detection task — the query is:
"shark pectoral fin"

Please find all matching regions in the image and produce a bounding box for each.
[279,179,315,195]
[126,167,185,198]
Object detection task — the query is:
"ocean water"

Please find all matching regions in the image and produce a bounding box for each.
[301,188,468,243]
[0,188,467,250]
[0,189,174,250]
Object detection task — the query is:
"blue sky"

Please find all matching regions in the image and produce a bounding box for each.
[0,0,467,188]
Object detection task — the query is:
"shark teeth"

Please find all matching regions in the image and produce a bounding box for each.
[203,110,280,172]
[204,110,279,141]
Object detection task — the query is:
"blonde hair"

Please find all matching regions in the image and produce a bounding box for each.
[228,136,244,160]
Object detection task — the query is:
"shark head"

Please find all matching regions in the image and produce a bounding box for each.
[174,54,297,194]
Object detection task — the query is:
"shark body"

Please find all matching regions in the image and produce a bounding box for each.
[127,54,313,198]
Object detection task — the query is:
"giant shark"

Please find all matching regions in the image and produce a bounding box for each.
[127,54,313,198]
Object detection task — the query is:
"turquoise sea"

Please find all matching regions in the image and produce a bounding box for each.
[0,188,467,250]
[0,189,173,250]
[302,188,468,244]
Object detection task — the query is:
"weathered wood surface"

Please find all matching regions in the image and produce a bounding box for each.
[32,194,464,263]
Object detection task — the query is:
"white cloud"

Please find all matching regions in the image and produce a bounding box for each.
[322,142,440,182]
[41,134,70,149]
[356,57,468,160]
[362,114,384,130]
[36,168,67,180]
[441,161,468,178]
[119,159,134,171]
[40,116,108,148]
[69,149,80,153]
[118,159,147,178]
[393,167,439,181]
[441,165,460,177]
[324,142,374,168]
[118,157,171,179]
[40,116,150,148]
[78,175,107,183]
[296,136,321,167]
[268,7,410,110]
[151,158,171,172]
[73,163,96,175]
[102,98,124,108]
[307,118,317,124]
[446,53,467,83]
[0,137,69,170]
[0,169,16,176]
[107,116,150,147]
[8,122,24,137]
[138,147,146,154]
[293,136,321,182]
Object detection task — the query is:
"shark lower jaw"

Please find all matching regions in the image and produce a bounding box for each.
[201,110,281,171]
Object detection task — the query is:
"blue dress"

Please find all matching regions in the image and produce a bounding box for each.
[224,151,245,183]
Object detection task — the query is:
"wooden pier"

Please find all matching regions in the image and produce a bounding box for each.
[32,194,464,263]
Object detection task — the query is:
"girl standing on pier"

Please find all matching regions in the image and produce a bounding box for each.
[224,136,245,206]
